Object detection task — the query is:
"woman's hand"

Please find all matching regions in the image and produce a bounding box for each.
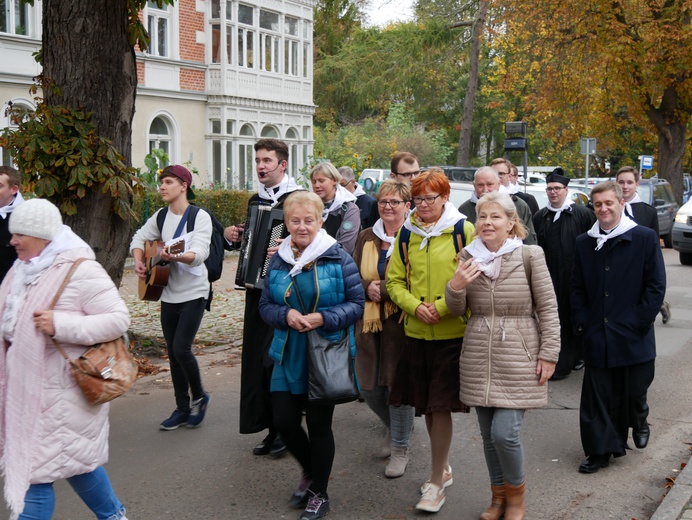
[266,238,284,260]
[366,281,381,302]
[415,302,440,324]
[286,309,324,332]
[536,359,556,385]
[449,257,481,290]
[33,310,55,336]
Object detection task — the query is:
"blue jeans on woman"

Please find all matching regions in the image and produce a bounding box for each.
[19,466,126,520]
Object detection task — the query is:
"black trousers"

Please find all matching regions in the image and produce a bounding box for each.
[272,392,335,495]
[580,360,655,457]
[160,298,207,412]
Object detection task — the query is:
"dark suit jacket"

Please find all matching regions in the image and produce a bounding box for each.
[571,225,665,369]
[356,193,378,230]
[514,191,540,215]
[626,201,659,235]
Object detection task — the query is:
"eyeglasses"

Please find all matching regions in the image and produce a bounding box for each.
[377,199,406,208]
[545,187,566,193]
[412,194,442,205]
[393,169,423,179]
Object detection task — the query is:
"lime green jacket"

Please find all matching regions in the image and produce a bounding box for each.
[386,219,475,340]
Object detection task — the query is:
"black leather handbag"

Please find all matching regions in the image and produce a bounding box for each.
[292,280,359,405]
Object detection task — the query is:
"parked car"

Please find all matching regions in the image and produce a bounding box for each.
[683,173,691,204]
[672,198,692,265]
[448,181,475,208]
[359,168,391,194]
[637,178,679,248]
[431,166,476,183]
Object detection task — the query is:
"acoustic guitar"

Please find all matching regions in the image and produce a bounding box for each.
[138,240,185,301]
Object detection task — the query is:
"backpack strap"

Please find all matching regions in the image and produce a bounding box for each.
[156,207,168,233]
[186,205,200,232]
[522,245,535,313]
[397,227,411,292]
[453,218,467,254]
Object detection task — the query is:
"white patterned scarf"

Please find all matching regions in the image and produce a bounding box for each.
[277,229,337,277]
[0,192,24,220]
[258,174,302,207]
[586,215,638,251]
[547,199,574,222]
[464,236,523,280]
[322,184,357,220]
[371,219,397,258]
[404,201,466,250]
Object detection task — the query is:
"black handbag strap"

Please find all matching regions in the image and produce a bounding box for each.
[291,278,310,315]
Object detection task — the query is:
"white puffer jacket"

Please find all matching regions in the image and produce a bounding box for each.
[0,246,130,487]
[445,246,560,409]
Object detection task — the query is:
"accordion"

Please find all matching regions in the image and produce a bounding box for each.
[235,201,287,290]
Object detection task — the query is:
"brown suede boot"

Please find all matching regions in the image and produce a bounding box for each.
[504,480,525,520]
[480,484,506,520]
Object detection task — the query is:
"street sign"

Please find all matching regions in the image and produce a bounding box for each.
[580,138,597,155]
[639,155,654,170]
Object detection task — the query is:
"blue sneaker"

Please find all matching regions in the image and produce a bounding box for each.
[160,409,189,430]
[187,392,211,428]
[300,492,330,520]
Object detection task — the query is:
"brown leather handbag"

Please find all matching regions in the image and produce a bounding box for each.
[49,259,138,405]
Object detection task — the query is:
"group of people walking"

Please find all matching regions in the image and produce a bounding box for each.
[0,140,668,520]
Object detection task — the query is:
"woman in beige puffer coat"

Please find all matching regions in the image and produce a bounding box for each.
[445,192,560,520]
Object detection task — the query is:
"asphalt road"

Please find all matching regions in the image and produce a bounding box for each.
[8,249,692,520]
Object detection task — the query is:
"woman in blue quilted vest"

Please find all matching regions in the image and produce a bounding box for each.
[259,191,364,520]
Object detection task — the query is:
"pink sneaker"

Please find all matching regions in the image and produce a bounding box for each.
[420,465,453,494]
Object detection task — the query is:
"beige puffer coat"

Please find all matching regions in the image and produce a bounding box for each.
[445,246,560,409]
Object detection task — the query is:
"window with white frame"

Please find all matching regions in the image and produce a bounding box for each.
[238,124,255,191]
[1,0,29,36]
[146,1,170,57]
[1,100,33,167]
[284,16,300,77]
[148,116,173,163]
[237,4,254,68]
[286,128,298,178]
[259,10,280,73]
[210,0,233,64]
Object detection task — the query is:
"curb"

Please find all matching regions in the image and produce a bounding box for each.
[650,454,692,520]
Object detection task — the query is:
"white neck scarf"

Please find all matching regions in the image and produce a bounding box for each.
[404,201,466,250]
[499,184,509,194]
[586,215,638,251]
[0,192,24,220]
[353,184,366,197]
[323,184,357,220]
[464,236,523,280]
[277,229,337,277]
[258,174,302,207]
[507,183,519,195]
[547,199,574,222]
[470,191,479,204]
[624,192,643,219]
[372,219,398,258]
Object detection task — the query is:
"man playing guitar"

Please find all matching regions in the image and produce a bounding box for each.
[130,165,213,431]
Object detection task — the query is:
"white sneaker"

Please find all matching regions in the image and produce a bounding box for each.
[420,465,453,494]
[416,482,445,512]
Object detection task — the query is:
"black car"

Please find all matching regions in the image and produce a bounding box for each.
[637,178,679,248]
[429,166,476,182]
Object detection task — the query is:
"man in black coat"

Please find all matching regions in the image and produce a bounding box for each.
[571,181,665,474]
[338,166,378,229]
[224,138,302,456]
[616,166,671,323]
[533,169,595,379]
[0,166,24,283]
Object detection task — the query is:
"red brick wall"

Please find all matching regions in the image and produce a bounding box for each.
[180,68,206,91]
[137,62,145,86]
[179,0,205,63]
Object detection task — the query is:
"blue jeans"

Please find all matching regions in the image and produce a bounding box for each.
[20,467,125,520]
[476,407,526,486]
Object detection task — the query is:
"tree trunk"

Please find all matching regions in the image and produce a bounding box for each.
[456,1,490,167]
[646,86,689,206]
[42,0,136,286]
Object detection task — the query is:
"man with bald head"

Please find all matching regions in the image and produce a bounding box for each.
[459,166,537,244]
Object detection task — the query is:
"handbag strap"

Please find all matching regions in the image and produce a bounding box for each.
[48,258,87,361]
[291,278,308,315]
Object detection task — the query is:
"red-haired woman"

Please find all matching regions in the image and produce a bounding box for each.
[386,168,475,513]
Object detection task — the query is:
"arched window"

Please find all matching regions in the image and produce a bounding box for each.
[260,125,279,137]
[1,99,35,167]
[240,123,255,137]
[285,128,298,139]
[148,114,177,165]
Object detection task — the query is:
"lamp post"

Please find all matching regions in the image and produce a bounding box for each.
[504,121,528,186]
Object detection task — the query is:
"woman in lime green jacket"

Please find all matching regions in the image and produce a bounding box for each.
[386,169,475,514]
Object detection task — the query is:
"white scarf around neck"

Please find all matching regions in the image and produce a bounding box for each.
[470,191,480,204]
[586,214,638,251]
[0,192,24,219]
[547,199,574,222]
[277,228,337,277]
[464,236,523,280]
[372,218,399,258]
[404,201,466,250]
[353,184,366,197]
[624,192,643,219]
[258,174,302,207]
[322,184,357,220]
[507,183,519,195]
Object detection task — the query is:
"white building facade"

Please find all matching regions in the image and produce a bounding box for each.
[1,0,315,190]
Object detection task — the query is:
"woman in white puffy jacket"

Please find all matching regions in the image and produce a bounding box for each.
[0,199,130,520]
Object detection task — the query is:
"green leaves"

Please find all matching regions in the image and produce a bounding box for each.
[0,102,140,219]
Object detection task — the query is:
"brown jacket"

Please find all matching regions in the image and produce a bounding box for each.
[445,245,560,409]
[353,228,407,390]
